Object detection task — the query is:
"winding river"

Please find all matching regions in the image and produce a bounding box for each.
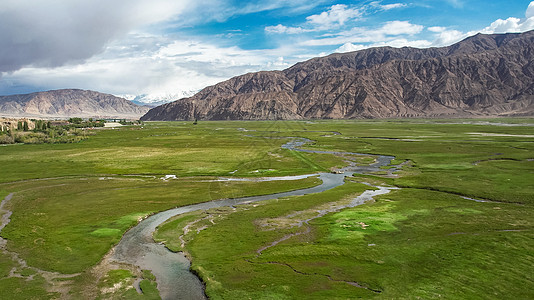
[110,138,398,299]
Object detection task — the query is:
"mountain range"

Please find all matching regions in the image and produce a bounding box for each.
[0,89,150,119]
[141,30,534,121]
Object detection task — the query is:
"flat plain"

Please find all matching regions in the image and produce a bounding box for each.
[0,119,532,299]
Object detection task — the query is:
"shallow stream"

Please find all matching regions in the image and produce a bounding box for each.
[110,138,398,299]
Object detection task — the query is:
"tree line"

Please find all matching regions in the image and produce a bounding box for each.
[0,118,106,144]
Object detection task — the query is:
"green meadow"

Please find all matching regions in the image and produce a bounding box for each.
[0,119,532,299]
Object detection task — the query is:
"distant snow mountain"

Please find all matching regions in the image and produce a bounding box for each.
[118,90,199,107]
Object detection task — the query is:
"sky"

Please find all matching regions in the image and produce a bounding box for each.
[1,0,534,103]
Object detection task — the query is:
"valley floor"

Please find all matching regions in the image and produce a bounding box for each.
[0,119,532,299]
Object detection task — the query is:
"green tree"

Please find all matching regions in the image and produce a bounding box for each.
[23,121,29,131]
[17,121,23,130]
[34,120,42,131]
[69,117,83,124]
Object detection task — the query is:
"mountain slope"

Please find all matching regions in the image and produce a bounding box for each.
[0,89,150,118]
[142,30,534,120]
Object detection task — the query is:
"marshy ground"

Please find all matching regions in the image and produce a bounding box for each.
[0,119,532,299]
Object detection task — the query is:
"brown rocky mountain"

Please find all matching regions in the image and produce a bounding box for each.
[141,30,534,121]
[0,89,150,119]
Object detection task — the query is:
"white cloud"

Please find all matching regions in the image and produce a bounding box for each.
[380,21,424,35]
[174,0,330,26]
[369,2,407,11]
[266,57,290,68]
[306,4,362,30]
[429,2,534,46]
[478,17,534,34]
[265,4,363,34]
[370,39,432,48]
[236,0,330,16]
[0,0,325,75]
[308,1,534,50]
[4,0,534,101]
[0,0,191,74]
[0,33,303,99]
[431,29,467,46]
[381,3,407,10]
[265,2,408,35]
[428,26,447,33]
[334,43,366,53]
[527,1,534,18]
[302,20,424,46]
[265,24,307,34]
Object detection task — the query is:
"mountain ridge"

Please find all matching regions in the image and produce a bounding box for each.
[0,89,150,119]
[141,30,534,120]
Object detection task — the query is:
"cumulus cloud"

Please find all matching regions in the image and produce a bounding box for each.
[478,17,534,34]
[429,2,534,46]
[334,43,366,53]
[0,0,190,74]
[264,4,362,34]
[306,4,362,30]
[528,1,534,18]
[265,2,408,35]
[380,21,424,35]
[430,28,467,46]
[0,33,301,98]
[427,26,447,33]
[302,20,425,46]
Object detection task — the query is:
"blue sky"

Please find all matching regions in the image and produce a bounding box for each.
[1,0,534,102]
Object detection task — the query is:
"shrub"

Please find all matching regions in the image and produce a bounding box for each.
[0,134,14,144]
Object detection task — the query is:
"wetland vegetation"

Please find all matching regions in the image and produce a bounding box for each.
[0,119,532,299]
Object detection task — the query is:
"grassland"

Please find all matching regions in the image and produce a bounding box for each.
[0,119,533,299]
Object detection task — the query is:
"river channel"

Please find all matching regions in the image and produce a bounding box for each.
[110,138,398,299]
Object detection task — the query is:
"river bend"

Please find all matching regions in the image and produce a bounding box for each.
[110,138,397,299]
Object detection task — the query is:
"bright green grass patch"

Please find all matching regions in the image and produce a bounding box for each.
[326,204,406,241]
[95,269,160,299]
[142,270,156,281]
[137,279,159,298]
[100,269,133,287]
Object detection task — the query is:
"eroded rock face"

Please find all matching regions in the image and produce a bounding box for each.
[142,30,534,121]
[0,89,150,119]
